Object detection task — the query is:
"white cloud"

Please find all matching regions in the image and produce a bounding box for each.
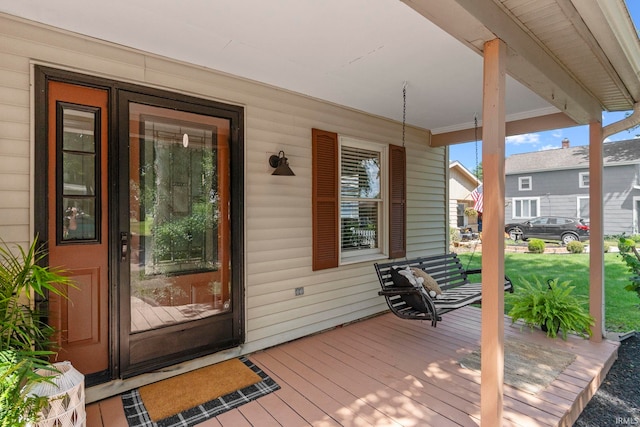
[505,133,540,145]
[605,132,640,143]
[538,144,556,151]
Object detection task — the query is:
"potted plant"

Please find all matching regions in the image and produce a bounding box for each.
[464,207,478,217]
[0,238,72,426]
[507,276,594,340]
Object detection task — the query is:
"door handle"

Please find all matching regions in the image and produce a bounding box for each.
[120,232,129,261]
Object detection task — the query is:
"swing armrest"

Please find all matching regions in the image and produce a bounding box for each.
[464,268,514,293]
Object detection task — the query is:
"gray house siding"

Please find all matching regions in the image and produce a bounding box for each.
[506,169,588,219]
[506,164,640,236]
[603,164,640,235]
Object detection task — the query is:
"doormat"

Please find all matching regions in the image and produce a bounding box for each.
[459,339,576,394]
[122,357,280,427]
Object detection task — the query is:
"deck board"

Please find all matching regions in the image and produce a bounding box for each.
[86,306,618,426]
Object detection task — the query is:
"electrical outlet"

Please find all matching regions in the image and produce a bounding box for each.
[295,287,304,296]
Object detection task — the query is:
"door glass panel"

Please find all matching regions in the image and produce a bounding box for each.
[61,106,98,241]
[128,103,231,333]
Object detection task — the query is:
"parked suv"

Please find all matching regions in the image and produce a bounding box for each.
[505,216,589,245]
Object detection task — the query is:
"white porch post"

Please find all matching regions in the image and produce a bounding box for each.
[589,122,604,342]
[480,38,506,426]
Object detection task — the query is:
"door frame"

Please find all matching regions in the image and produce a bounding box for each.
[34,66,246,383]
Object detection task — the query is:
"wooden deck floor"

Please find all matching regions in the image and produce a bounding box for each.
[86,306,619,426]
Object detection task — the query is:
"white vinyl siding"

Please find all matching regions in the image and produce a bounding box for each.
[0,14,445,358]
[512,197,540,219]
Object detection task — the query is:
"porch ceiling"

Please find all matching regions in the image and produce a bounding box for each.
[1,0,639,137]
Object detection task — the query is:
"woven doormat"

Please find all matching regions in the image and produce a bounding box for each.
[459,339,576,394]
[122,357,279,427]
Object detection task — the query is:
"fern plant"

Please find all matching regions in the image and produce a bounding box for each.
[0,239,72,426]
[507,277,594,340]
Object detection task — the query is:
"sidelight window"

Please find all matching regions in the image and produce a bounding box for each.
[59,105,99,242]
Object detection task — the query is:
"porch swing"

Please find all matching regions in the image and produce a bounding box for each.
[374,91,512,326]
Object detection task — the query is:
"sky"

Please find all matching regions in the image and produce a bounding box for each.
[449,0,640,174]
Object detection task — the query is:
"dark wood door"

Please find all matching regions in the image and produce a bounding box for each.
[118,91,240,377]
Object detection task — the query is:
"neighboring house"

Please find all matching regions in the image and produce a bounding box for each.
[449,161,481,231]
[505,138,640,235]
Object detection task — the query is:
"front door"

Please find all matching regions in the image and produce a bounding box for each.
[118,91,242,377]
[37,68,245,383]
[45,80,110,385]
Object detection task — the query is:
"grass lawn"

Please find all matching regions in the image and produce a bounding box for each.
[457,252,640,333]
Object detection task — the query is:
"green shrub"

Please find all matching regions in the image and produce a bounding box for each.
[527,239,545,254]
[566,241,584,253]
[450,226,461,243]
[617,236,640,299]
[619,237,636,252]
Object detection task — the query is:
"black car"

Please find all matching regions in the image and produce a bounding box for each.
[505,216,589,245]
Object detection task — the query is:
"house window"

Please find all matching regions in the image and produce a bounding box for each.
[577,196,589,219]
[340,138,384,260]
[457,203,466,227]
[60,106,99,242]
[579,172,590,188]
[512,197,539,219]
[312,129,405,270]
[518,176,532,191]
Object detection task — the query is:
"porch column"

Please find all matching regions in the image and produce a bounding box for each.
[589,122,604,342]
[480,38,506,426]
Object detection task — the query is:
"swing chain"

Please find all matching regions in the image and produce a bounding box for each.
[474,114,479,180]
[465,113,481,270]
[402,81,407,147]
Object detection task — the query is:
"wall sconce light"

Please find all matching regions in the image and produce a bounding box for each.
[269,150,295,176]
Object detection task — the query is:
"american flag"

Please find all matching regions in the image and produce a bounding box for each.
[471,185,483,213]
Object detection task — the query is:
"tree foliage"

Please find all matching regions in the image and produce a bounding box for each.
[617,236,640,299]
[472,162,483,181]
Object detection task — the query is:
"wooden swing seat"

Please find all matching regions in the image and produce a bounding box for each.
[374,253,513,327]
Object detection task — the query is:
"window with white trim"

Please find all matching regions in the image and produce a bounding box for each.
[579,172,589,188]
[518,176,532,191]
[512,197,539,219]
[457,203,466,227]
[577,196,589,220]
[339,137,386,261]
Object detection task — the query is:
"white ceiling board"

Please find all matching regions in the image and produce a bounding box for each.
[0,0,556,133]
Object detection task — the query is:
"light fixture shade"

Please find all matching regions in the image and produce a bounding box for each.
[269,151,295,176]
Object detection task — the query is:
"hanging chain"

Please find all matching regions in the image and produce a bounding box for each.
[466,113,481,270]
[474,114,479,180]
[402,81,407,147]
